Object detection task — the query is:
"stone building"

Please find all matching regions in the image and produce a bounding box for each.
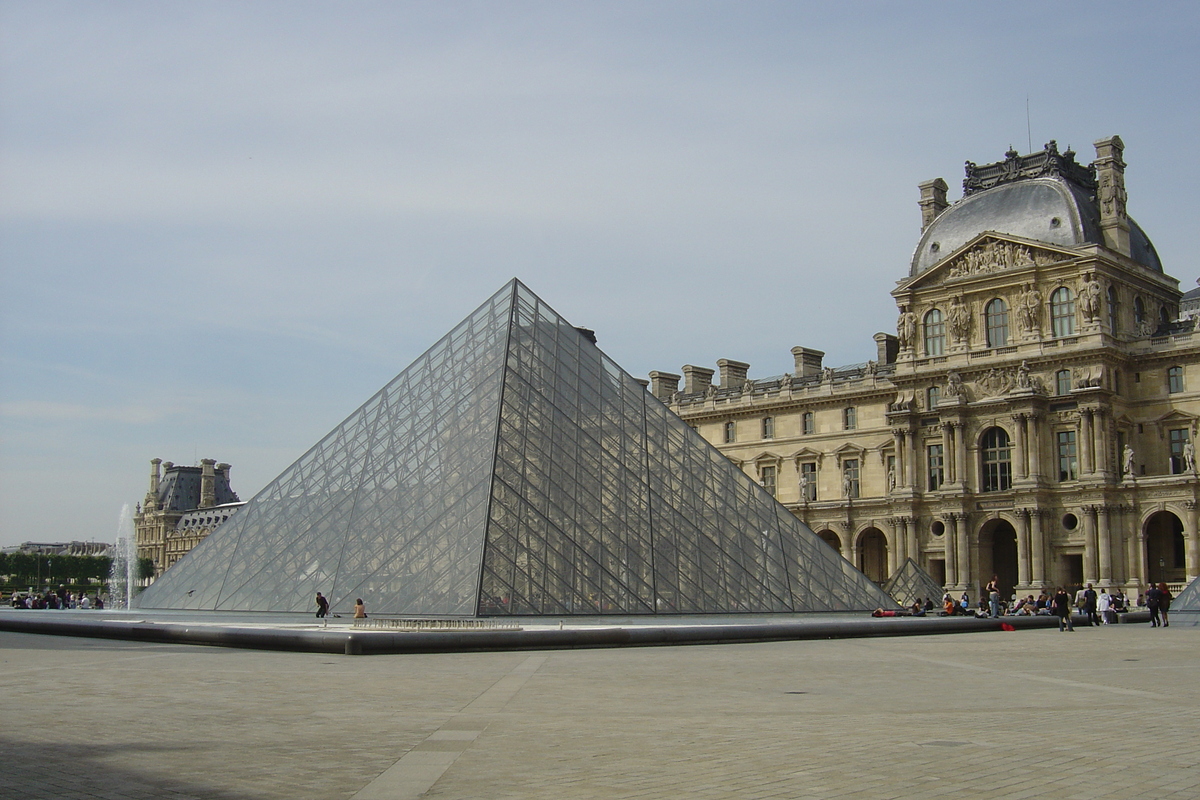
[652,137,1197,604]
[134,458,243,576]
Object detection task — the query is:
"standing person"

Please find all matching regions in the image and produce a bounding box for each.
[1158,582,1173,627]
[1098,589,1113,624]
[1083,583,1100,627]
[1052,587,1074,632]
[354,598,367,619]
[315,592,330,619]
[986,576,1001,618]
[1145,583,1162,627]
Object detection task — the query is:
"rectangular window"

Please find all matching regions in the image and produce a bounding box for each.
[1057,430,1077,481]
[800,462,817,501]
[844,407,857,431]
[1168,366,1184,394]
[723,421,736,443]
[759,465,777,496]
[802,412,814,435]
[843,459,859,499]
[1170,428,1190,474]
[761,416,774,439]
[928,444,944,491]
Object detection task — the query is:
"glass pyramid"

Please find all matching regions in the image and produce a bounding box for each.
[1170,576,1200,612]
[881,558,945,608]
[137,280,895,616]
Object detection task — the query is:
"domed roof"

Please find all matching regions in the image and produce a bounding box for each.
[910,145,1162,277]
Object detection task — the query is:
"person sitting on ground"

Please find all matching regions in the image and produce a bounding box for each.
[923,597,936,612]
[908,600,926,617]
[354,598,367,619]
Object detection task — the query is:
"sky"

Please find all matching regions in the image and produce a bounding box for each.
[2,1,1198,547]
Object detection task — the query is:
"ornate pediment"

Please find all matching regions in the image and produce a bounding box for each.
[901,233,1076,291]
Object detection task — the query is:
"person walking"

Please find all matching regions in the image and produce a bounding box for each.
[315,591,330,619]
[1158,582,1173,627]
[1145,583,1162,627]
[1053,587,1074,632]
[1083,583,1100,627]
[1098,589,1113,624]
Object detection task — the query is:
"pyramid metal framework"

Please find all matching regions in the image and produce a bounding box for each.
[881,558,945,608]
[137,280,895,616]
[1170,577,1200,611]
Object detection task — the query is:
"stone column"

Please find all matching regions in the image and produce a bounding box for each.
[944,516,959,588]
[1097,506,1113,587]
[954,423,968,488]
[1011,414,1027,480]
[906,516,919,566]
[1027,413,1043,480]
[943,424,955,484]
[955,513,970,592]
[1093,409,1109,478]
[1134,520,1147,590]
[886,520,900,576]
[1016,508,1032,590]
[1079,412,1093,475]
[1083,505,1099,584]
[1030,509,1046,587]
[907,429,919,490]
[1186,501,1200,583]
[893,430,906,489]
[893,518,907,565]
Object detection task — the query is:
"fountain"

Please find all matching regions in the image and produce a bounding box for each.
[109,503,137,609]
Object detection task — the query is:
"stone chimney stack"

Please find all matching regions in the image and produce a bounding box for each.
[648,371,681,401]
[1093,136,1130,257]
[874,332,900,365]
[145,458,162,511]
[199,458,217,509]
[717,359,750,389]
[791,347,825,378]
[918,178,949,231]
[681,365,715,394]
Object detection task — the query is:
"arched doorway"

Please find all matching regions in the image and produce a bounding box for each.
[979,518,1018,601]
[1144,511,1186,585]
[817,529,841,555]
[858,528,888,583]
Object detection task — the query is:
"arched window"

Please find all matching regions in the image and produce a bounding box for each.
[1168,366,1184,394]
[981,427,1012,492]
[1055,369,1072,396]
[924,309,945,356]
[1134,296,1146,326]
[927,385,940,409]
[1050,287,1075,337]
[1107,286,1119,332]
[985,298,1009,347]
[1160,306,1171,327]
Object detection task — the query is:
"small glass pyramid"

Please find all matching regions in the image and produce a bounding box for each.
[881,558,945,608]
[1169,576,1200,612]
[138,280,895,615]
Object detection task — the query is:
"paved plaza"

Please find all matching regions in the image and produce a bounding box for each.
[2,623,1197,800]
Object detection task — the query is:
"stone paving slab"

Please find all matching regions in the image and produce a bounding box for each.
[1,624,1196,799]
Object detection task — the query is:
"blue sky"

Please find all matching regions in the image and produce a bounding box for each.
[2,1,1197,547]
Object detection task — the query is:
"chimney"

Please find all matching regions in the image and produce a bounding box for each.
[648,370,681,401]
[1093,136,1130,257]
[681,365,715,394]
[199,458,217,509]
[791,347,825,378]
[717,359,750,389]
[145,458,162,511]
[918,178,949,231]
[874,332,900,365]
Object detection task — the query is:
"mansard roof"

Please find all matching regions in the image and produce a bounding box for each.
[911,142,1162,278]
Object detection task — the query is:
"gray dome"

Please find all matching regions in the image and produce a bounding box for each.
[910,176,1162,277]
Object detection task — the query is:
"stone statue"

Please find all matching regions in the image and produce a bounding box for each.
[1123,445,1135,478]
[1016,360,1032,389]
[1018,284,1042,332]
[780,373,792,390]
[1186,442,1196,473]
[897,307,917,350]
[842,470,853,498]
[798,471,810,500]
[1080,274,1103,322]
[822,367,834,382]
[945,370,965,398]
[887,465,896,491]
[947,296,971,343]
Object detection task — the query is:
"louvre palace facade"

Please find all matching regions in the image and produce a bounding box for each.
[651,136,1199,603]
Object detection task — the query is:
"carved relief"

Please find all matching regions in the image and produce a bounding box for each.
[1017,283,1042,333]
[947,296,972,343]
[945,239,1040,279]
